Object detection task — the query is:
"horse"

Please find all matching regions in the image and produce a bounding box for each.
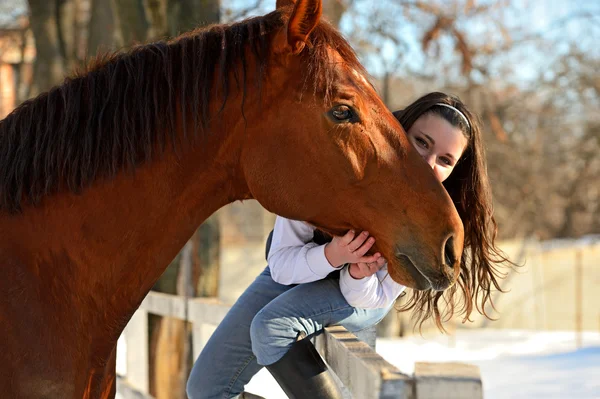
[0,0,463,397]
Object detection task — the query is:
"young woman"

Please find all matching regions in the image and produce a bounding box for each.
[186,92,508,399]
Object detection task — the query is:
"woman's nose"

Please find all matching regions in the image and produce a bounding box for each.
[424,154,436,169]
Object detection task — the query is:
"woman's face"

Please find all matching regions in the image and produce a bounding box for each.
[406,113,468,182]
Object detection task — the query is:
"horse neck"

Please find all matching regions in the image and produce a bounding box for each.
[10,81,251,343]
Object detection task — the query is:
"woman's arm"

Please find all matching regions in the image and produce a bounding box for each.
[339,264,406,309]
[267,216,341,285]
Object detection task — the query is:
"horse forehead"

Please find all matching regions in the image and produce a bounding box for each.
[327,47,370,89]
[339,64,370,90]
[350,67,370,87]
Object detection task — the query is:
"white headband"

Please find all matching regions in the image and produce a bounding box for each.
[435,103,470,131]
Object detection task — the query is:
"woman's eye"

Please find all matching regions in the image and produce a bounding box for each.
[416,137,428,149]
[330,105,354,122]
[440,157,452,166]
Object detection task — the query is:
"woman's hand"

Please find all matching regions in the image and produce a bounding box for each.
[348,256,386,279]
[324,230,381,268]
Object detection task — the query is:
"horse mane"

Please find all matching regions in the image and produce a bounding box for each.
[0,10,367,213]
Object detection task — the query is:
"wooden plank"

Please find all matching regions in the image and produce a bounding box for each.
[315,326,413,399]
[116,376,155,399]
[187,298,231,359]
[354,326,377,350]
[187,297,232,326]
[414,362,482,399]
[575,250,583,348]
[124,309,149,393]
[140,291,187,319]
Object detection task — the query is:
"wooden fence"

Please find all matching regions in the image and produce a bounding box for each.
[116,291,483,399]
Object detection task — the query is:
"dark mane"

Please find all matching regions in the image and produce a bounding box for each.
[0,10,366,213]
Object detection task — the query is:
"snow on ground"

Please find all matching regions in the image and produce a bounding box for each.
[377,329,600,399]
[244,329,600,398]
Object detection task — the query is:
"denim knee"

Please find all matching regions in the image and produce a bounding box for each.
[186,379,201,399]
[250,307,301,366]
[186,368,207,399]
[186,358,224,399]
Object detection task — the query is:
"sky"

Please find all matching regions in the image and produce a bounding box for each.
[0,0,27,28]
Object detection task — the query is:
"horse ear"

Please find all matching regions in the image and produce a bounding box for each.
[286,0,322,54]
[276,0,296,8]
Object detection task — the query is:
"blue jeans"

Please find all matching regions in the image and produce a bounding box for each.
[186,266,392,399]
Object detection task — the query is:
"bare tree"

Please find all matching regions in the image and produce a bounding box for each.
[167,0,220,36]
[322,0,352,27]
[109,0,149,47]
[27,0,69,95]
[88,0,116,55]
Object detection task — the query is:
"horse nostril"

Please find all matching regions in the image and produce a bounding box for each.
[444,235,457,267]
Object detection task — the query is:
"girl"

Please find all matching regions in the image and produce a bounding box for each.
[187,92,507,399]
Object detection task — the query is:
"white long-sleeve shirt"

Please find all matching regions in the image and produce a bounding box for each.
[267,216,406,309]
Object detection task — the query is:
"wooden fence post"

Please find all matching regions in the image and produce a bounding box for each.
[125,309,149,392]
[575,250,583,349]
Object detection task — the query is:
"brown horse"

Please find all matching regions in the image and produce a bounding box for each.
[0,0,463,397]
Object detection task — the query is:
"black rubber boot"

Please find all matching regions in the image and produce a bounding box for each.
[266,337,343,399]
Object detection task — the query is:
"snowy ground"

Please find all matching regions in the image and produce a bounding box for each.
[244,329,600,398]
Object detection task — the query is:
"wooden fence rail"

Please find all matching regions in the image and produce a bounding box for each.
[117,291,483,399]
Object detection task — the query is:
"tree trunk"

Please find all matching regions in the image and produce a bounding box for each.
[110,0,149,48]
[382,70,391,107]
[28,0,68,95]
[14,27,31,104]
[167,0,220,36]
[145,0,168,40]
[56,0,76,70]
[88,0,117,55]
[322,0,348,28]
[195,215,220,297]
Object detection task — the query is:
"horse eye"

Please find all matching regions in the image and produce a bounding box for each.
[330,105,354,122]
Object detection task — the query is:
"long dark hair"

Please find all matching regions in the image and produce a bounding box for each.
[393,92,513,331]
